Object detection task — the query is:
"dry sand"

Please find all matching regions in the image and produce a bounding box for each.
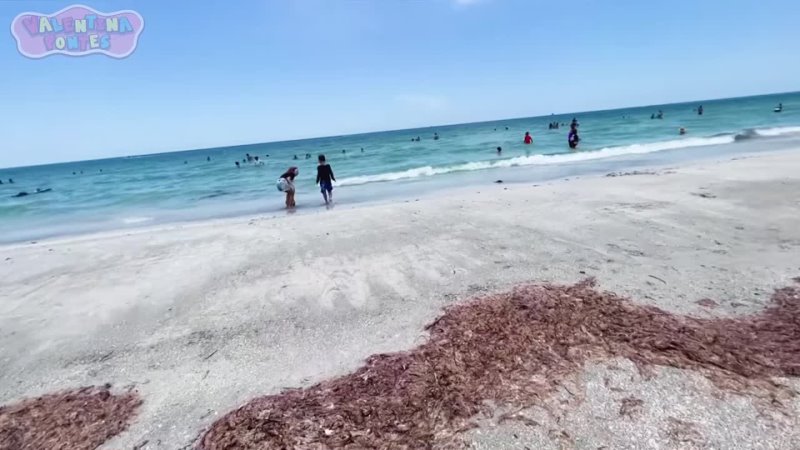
[1,150,799,449]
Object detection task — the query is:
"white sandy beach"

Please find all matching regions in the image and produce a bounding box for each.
[2,150,800,449]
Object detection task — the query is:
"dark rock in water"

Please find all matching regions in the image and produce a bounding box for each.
[495,180,503,184]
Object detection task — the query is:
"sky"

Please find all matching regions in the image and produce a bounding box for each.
[1,0,799,168]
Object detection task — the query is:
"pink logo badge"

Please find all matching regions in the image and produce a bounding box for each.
[11,4,144,59]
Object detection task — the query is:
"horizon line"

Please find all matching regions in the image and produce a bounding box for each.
[1,89,796,171]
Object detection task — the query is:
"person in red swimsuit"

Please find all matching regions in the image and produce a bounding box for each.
[523,131,533,144]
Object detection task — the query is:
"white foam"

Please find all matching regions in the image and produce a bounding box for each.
[337,135,735,187]
[121,216,154,225]
[753,126,800,137]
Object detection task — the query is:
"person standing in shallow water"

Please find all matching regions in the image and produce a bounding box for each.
[568,123,580,150]
[277,167,299,209]
[523,132,533,145]
[316,154,336,205]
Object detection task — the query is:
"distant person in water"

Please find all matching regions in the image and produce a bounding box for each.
[496,146,502,154]
[433,133,439,140]
[651,113,655,120]
[246,153,253,163]
[571,117,579,128]
[277,167,299,209]
[775,103,783,113]
[9,178,14,183]
[568,125,580,150]
[656,110,664,119]
[697,105,704,116]
[235,161,240,168]
[361,147,364,153]
[679,127,686,135]
[293,154,299,160]
[524,131,533,145]
[316,154,336,205]
[207,156,211,162]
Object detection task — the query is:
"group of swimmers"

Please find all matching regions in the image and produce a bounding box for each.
[411,133,439,142]
[523,117,581,149]
[0,178,13,185]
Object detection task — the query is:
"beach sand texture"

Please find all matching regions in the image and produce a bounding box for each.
[1,150,800,449]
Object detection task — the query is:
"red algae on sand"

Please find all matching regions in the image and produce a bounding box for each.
[198,279,800,450]
[0,385,141,450]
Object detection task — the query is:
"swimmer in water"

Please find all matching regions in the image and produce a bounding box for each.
[497,146,502,154]
[293,155,299,160]
[235,161,240,168]
[568,124,580,150]
[433,133,439,140]
[523,132,533,145]
[679,127,686,135]
[697,105,704,116]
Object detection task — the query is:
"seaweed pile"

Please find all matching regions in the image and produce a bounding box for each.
[198,279,800,449]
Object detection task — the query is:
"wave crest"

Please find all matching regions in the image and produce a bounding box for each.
[337,135,735,187]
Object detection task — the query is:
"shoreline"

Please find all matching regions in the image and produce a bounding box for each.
[2,140,798,249]
[2,148,800,449]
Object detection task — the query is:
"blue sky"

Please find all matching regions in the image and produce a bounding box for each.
[1,0,798,168]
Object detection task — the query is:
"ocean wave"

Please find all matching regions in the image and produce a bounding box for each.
[753,126,800,137]
[337,135,734,187]
[735,126,800,141]
[121,216,153,224]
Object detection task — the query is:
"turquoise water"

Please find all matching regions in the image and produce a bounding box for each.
[1,92,799,243]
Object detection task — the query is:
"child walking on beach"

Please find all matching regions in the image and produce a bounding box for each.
[277,166,299,208]
[316,154,336,205]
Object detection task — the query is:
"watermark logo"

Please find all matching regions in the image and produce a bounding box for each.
[11,5,144,59]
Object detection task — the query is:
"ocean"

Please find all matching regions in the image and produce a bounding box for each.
[1,92,799,244]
